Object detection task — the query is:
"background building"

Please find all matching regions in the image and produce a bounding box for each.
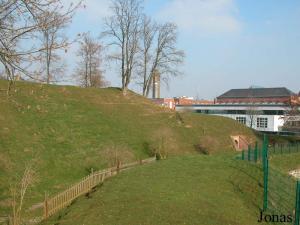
[176,87,300,133]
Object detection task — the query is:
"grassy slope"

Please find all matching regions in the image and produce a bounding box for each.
[0,80,255,215]
[42,154,265,225]
[270,153,300,173]
[267,153,300,218]
[43,154,300,225]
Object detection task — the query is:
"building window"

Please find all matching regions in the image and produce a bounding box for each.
[236,117,246,124]
[257,118,268,128]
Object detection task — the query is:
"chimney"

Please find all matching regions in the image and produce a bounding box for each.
[152,70,160,99]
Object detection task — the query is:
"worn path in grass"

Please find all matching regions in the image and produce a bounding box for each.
[42,154,266,225]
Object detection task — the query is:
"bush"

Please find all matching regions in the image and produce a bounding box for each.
[194,143,210,155]
[100,144,135,167]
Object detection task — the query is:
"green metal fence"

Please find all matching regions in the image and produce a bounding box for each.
[268,166,296,223]
[240,136,300,225]
[241,142,300,162]
[269,143,300,155]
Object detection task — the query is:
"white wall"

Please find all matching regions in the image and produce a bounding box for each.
[176,104,290,132]
[209,114,279,132]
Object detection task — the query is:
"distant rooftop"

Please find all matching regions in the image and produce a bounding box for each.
[218,87,295,99]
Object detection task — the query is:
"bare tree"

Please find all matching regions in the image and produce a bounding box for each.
[75,33,106,88]
[245,105,260,129]
[38,11,67,84]
[103,0,142,95]
[138,15,157,97]
[36,1,82,84]
[138,17,184,97]
[0,0,81,91]
[245,99,264,129]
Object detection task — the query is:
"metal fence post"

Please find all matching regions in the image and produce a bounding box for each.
[248,145,251,161]
[294,180,300,225]
[254,142,258,163]
[263,134,269,211]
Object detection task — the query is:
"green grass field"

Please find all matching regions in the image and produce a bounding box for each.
[41,154,265,225]
[270,152,300,173]
[41,152,300,225]
[0,79,255,218]
[267,152,300,221]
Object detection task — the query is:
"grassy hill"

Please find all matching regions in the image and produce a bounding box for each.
[0,80,255,218]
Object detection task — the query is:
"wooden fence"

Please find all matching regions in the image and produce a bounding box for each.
[43,157,156,219]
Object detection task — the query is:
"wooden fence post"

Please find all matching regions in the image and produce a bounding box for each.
[44,192,49,219]
[117,160,120,174]
[90,168,94,189]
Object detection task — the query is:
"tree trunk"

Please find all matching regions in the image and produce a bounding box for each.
[145,75,153,97]
[45,31,50,84]
[122,86,128,96]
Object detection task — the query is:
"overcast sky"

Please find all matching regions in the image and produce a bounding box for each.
[62,0,300,99]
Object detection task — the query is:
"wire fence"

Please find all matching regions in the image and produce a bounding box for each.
[268,167,296,218]
[269,143,300,155]
[241,142,300,162]
[240,136,300,225]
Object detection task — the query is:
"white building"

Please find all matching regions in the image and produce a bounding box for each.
[176,104,287,132]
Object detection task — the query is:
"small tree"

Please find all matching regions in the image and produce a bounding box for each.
[75,33,106,88]
[37,11,68,84]
[9,165,36,225]
[246,105,260,129]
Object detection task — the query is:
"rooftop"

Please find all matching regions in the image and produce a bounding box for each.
[218,87,295,99]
